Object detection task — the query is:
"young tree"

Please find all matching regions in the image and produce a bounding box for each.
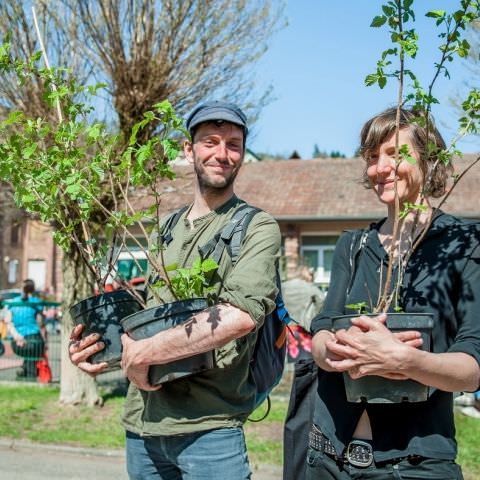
[450,19,480,135]
[0,0,284,405]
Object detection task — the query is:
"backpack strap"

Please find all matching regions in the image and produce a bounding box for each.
[346,228,369,296]
[160,206,189,246]
[198,204,261,265]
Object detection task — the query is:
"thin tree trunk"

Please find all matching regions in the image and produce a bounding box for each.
[59,249,102,406]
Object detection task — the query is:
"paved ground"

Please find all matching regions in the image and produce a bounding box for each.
[0,439,282,480]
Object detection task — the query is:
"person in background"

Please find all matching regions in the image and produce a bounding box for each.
[283,265,324,362]
[5,279,46,379]
[283,265,324,480]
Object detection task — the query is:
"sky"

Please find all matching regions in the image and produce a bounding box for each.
[249,0,479,159]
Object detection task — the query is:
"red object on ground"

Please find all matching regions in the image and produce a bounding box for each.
[37,352,52,383]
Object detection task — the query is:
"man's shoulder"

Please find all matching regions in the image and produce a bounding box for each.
[236,201,277,228]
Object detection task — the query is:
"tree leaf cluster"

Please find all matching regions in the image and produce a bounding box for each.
[0,43,185,292]
[153,257,219,301]
[364,0,480,313]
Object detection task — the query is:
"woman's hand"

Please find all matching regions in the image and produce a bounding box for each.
[325,314,423,379]
[14,335,25,347]
[68,324,108,376]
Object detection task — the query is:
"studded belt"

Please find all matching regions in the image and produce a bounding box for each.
[308,424,374,468]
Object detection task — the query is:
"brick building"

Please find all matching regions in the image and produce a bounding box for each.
[1,154,479,296]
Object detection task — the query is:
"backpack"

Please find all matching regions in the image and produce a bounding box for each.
[161,203,291,417]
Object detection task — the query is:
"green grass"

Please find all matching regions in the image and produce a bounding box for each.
[456,412,480,480]
[0,384,125,448]
[0,383,478,477]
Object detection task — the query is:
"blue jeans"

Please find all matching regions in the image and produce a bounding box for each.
[126,428,252,480]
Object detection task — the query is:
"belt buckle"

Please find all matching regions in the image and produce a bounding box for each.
[345,440,373,468]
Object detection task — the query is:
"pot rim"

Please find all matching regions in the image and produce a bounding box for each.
[332,312,434,331]
[120,297,209,332]
[69,289,142,318]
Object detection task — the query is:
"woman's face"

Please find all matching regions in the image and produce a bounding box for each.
[366,128,423,206]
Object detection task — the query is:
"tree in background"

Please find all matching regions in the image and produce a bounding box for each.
[312,144,346,158]
[0,0,284,139]
[451,19,479,138]
[0,0,284,405]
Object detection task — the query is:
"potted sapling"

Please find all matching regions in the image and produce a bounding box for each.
[0,42,186,371]
[330,2,480,403]
[105,104,220,384]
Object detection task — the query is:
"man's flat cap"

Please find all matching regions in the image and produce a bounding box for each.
[186,101,248,136]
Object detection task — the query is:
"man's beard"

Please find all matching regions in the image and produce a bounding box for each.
[194,162,240,195]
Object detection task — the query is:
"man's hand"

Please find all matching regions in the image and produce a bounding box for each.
[121,334,161,392]
[326,314,423,380]
[68,324,108,376]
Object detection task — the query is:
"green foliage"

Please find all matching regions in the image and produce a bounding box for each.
[166,257,219,301]
[346,302,369,314]
[0,42,185,291]
[398,143,417,164]
[365,0,480,313]
[399,202,428,220]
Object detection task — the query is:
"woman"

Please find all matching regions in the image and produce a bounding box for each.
[5,279,45,379]
[308,107,480,479]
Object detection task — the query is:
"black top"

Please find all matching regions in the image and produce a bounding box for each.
[311,211,480,462]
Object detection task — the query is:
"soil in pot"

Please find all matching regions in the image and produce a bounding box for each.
[70,289,144,371]
[332,313,434,403]
[120,298,214,385]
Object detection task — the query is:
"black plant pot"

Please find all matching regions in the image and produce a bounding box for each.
[332,313,434,403]
[120,297,214,385]
[70,290,144,371]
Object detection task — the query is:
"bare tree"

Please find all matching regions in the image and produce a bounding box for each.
[0,1,91,120]
[65,0,283,140]
[0,0,284,406]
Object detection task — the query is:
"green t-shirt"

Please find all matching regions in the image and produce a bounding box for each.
[121,195,281,436]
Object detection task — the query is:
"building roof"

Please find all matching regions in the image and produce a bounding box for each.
[134,154,480,220]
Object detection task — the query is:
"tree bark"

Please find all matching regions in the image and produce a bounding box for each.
[59,249,102,406]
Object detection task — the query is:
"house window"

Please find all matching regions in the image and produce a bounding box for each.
[10,222,21,246]
[7,259,19,284]
[301,236,339,284]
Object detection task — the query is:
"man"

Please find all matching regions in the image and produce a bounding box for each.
[69,101,281,479]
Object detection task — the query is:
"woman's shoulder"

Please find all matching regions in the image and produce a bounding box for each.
[431,211,480,235]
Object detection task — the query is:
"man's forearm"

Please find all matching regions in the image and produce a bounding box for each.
[131,303,255,366]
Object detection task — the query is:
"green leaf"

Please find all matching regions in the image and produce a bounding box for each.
[87,124,102,141]
[426,10,446,19]
[399,144,417,164]
[191,257,202,275]
[365,73,378,86]
[23,143,37,159]
[370,15,387,28]
[201,258,218,273]
[4,111,24,126]
[382,5,395,16]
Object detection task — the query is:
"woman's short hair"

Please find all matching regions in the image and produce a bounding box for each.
[359,107,451,198]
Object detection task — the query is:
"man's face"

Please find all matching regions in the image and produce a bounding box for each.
[184,121,245,192]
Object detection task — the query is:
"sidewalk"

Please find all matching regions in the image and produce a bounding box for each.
[0,438,282,480]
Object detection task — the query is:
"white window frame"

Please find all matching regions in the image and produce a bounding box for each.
[301,236,338,284]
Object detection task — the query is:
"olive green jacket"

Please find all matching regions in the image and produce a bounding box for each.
[121,195,281,436]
